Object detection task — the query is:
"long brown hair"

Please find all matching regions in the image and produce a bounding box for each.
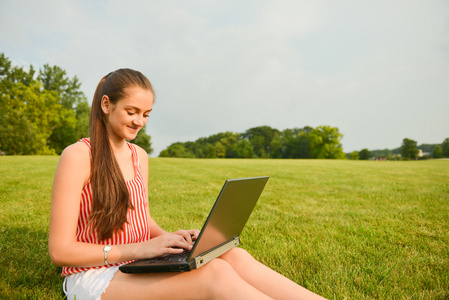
[89,68,154,241]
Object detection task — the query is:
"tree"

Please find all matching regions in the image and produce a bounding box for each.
[0,53,92,155]
[242,126,280,158]
[218,132,239,158]
[231,139,254,158]
[359,149,371,160]
[190,132,240,158]
[269,132,283,158]
[75,100,91,138]
[432,145,443,158]
[1,54,40,154]
[0,109,39,155]
[0,53,35,87]
[401,138,419,160]
[371,148,394,160]
[281,127,312,158]
[38,64,86,110]
[0,80,67,154]
[212,142,227,158]
[159,143,194,158]
[39,64,89,154]
[349,151,359,160]
[308,126,346,159]
[442,138,449,158]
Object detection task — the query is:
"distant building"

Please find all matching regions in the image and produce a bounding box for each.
[418,149,430,158]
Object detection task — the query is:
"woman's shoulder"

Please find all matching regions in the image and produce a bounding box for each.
[131,143,147,155]
[58,141,91,170]
[54,140,91,186]
[130,143,149,165]
[62,140,90,157]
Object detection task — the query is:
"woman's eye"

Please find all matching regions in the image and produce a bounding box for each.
[127,111,135,116]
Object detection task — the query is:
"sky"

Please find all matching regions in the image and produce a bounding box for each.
[1,0,448,156]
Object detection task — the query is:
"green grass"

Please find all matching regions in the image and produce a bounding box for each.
[1,157,448,299]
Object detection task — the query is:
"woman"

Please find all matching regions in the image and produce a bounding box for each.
[49,68,326,300]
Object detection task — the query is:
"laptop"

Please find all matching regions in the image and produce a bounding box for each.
[119,176,269,273]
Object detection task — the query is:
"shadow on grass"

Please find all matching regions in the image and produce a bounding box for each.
[0,226,64,299]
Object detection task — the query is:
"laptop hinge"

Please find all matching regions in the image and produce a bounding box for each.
[193,236,240,269]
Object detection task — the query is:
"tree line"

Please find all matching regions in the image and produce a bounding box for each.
[160,128,449,160]
[0,53,152,155]
[357,138,449,161]
[159,125,347,159]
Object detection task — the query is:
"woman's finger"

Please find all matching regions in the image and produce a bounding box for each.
[190,229,200,240]
[174,230,193,245]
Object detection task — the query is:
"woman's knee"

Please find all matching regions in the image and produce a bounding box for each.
[197,258,242,297]
[220,247,254,265]
[198,258,235,281]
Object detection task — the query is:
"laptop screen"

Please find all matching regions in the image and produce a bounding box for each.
[188,176,269,260]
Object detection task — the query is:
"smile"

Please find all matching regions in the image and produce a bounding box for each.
[128,126,140,132]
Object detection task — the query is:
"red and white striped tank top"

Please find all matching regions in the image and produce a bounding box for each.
[62,138,151,277]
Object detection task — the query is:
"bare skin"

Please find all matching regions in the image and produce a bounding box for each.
[104,248,325,300]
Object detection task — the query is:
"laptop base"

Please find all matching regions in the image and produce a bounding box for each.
[120,237,240,273]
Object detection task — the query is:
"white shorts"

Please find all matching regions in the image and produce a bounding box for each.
[63,266,120,300]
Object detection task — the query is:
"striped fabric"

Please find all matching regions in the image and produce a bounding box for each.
[62,138,150,277]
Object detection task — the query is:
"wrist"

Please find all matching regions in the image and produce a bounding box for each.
[103,244,112,265]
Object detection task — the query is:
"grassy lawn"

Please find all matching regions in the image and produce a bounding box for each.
[0,157,448,299]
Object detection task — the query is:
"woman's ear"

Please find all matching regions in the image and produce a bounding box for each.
[101,95,111,114]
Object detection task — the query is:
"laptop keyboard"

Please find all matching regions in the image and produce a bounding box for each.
[143,249,191,264]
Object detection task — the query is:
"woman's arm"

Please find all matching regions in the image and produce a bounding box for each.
[48,142,111,267]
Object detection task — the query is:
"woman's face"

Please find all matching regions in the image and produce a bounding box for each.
[103,86,154,141]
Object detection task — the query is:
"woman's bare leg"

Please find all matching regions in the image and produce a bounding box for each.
[219,248,326,300]
[102,258,273,300]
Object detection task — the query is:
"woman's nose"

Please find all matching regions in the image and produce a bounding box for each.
[133,116,145,126]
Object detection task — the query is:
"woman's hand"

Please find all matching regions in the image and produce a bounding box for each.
[173,229,200,246]
[135,231,197,260]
